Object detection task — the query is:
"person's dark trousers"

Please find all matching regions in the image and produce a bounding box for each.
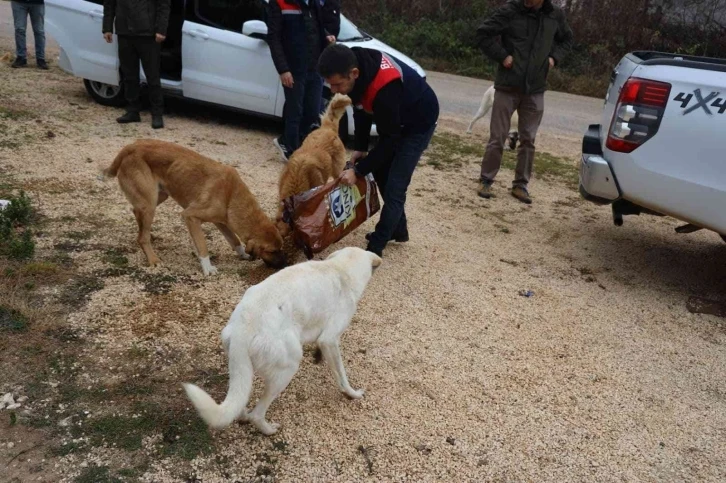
[11,1,45,62]
[282,70,324,152]
[117,35,163,115]
[367,123,437,253]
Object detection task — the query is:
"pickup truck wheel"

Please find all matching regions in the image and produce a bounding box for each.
[83,79,125,107]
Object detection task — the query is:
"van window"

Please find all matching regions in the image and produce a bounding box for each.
[185,0,265,32]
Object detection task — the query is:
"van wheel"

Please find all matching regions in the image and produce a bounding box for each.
[84,79,126,107]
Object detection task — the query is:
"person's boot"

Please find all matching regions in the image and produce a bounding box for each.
[511,185,532,204]
[11,57,27,68]
[365,243,383,257]
[478,180,494,199]
[37,59,49,70]
[151,115,164,129]
[366,228,408,243]
[116,111,141,123]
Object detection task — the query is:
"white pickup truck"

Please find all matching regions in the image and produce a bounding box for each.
[579,51,726,243]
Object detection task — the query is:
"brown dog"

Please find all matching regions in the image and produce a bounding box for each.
[103,139,286,275]
[276,94,351,258]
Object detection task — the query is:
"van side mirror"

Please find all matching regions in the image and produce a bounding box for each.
[243,20,268,41]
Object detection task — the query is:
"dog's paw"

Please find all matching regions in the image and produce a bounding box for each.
[200,257,218,276]
[344,388,365,400]
[258,421,280,436]
[236,246,251,260]
[203,266,219,276]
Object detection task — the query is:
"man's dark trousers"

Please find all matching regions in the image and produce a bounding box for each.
[282,71,324,151]
[368,123,437,252]
[118,36,163,115]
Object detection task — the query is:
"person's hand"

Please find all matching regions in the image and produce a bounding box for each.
[156,33,166,43]
[326,35,336,44]
[280,72,294,88]
[549,57,555,68]
[350,151,367,165]
[103,32,113,43]
[340,169,357,186]
[502,55,513,69]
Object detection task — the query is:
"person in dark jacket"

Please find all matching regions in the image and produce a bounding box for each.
[318,44,439,258]
[266,0,340,161]
[10,0,48,69]
[103,0,171,129]
[476,0,572,204]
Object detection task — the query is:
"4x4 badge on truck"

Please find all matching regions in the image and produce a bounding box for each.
[674,89,725,115]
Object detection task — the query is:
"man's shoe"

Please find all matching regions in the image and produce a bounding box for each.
[365,243,383,257]
[366,230,408,243]
[11,57,27,68]
[116,111,141,124]
[151,115,164,129]
[478,181,494,199]
[511,186,532,204]
[273,136,292,162]
[37,59,49,70]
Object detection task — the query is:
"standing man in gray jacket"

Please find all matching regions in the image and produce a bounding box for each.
[103,0,171,129]
[476,0,572,204]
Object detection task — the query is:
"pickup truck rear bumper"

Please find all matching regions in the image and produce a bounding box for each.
[579,124,621,204]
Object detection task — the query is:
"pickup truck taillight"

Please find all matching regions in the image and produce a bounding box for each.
[606,78,671,153]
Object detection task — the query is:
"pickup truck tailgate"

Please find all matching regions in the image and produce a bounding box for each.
[607,64,726,233]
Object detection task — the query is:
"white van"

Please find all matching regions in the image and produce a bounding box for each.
[44,0,426,138]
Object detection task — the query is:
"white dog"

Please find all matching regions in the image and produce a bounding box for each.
[183,246,382,435]
[467,85,520,150]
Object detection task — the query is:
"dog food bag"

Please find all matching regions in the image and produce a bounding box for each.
[282,173,380,259]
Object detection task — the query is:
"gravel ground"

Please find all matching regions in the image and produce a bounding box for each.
[1,40,725,483]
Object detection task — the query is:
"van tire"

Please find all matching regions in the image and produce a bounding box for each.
[84,79,126,107]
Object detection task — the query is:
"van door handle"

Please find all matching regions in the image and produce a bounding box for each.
[189,29,210,40]
[89,9,104,20]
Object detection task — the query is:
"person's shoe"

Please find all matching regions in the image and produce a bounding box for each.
[116,111,141,123]
[365,243,383,257]
[151,115,164,129]
[478,181,494,199]
[36,59,49,70]
[366,229,409,243]
[11,57,27,68]
[511,185,532,204]
[273,136,292,162]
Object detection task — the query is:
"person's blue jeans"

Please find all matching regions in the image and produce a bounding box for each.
[11,2,45,61]
[282,70,324,152]
[367,122,437,252]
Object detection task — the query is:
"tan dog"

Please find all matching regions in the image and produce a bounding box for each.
[275,94,351,257]
[103,139,287,275]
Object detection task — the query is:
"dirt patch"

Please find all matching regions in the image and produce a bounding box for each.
[1,31,725,482]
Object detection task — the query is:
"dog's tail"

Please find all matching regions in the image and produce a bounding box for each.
[183,340,253,429]
[320,94,352,131]
[99,144,135,181]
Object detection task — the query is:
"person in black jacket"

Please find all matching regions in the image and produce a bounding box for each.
[266,0,340,161]
[318,44,439,257]
[10,0,48,69]
[103,0,171,129]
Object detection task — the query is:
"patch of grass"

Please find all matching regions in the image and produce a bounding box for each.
[0,190,36,260]
[51,440,87,457]
[22,261,59,276]
[65,230,93,241]
[0,106,34,121]
[74,465,123,483]
[134,272,178,295]
[427,132,578,186]
[58,275,104,308]
[69,402,213,459]
[0,305,29,331]
[102,248,129,268]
